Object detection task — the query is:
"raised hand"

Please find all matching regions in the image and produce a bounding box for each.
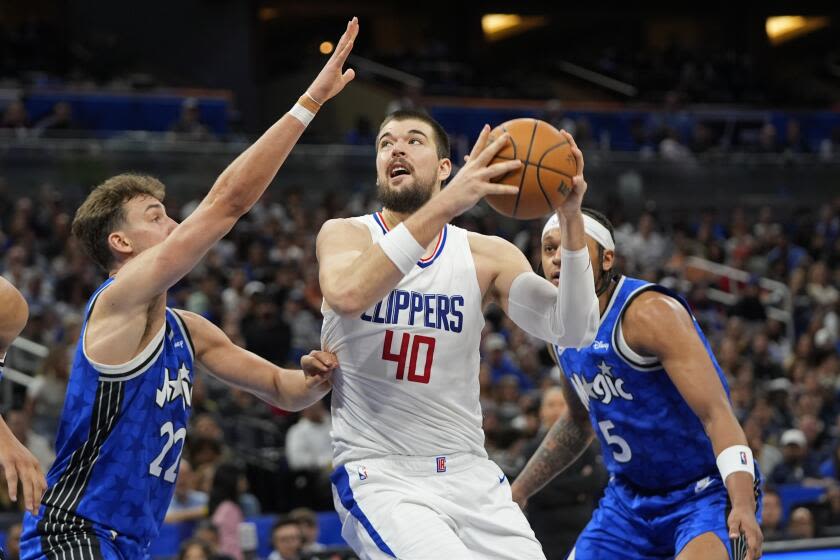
[307,17,359,104]
[557,129,587,218]
[440,124,522,218]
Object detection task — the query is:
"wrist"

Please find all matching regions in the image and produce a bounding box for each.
[288,92,323,127]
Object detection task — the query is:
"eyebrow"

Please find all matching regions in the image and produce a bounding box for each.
[144,203,164,213]
[377,129,430,143]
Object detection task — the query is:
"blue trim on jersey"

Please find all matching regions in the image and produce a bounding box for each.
[330,466,396,557]
[370,212,449,269]
[417,224,447,268]
[372,212,388,235]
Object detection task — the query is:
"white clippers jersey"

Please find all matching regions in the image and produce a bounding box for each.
[322,212,486,465]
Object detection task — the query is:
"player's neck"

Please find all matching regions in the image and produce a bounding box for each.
[379,208,411,229]
[598,282,617,315]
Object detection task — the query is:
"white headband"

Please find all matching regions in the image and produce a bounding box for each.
[542,213,615,251]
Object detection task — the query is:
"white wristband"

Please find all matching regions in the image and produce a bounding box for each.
[377,223,425,275]
[288,103,315,127]
[716,445,755,483]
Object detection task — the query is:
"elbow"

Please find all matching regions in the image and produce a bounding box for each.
[555,322,598,350]
[324,287,366,317]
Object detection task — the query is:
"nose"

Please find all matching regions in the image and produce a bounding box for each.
[551,248,562,266]
[389,141,407,157]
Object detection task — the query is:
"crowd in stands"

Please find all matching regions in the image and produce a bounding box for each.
[0,172,838,558]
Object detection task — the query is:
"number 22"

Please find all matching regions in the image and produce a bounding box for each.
[149,421,187,482]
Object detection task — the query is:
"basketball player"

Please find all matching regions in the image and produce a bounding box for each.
[317,115,600,558]
[510,209,763,560]
[19,18,359,559]
[0,277,47,524]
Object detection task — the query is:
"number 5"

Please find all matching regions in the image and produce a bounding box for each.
[598,420,632,463]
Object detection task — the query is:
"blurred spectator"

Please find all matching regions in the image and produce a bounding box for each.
[268,516,304,560]
[242,296,290,366]
[519,386,607,560]
[209,463,246,560]
[621,212,668,274]
[770,429,822,485]
[179,538,213,560]
[761,489,786,542]
[33,102,78,137]
[169,98,213,141]
[786,506,816,540]
[820,443,840,482]
[24,344,70,439]
[166,459,209,524]
[483,333,533,391]
[5,409,54,472]
[193,521,235,560]
[3,521,22,560]
[814,486,840,536]
[288,508,325,555]
[285,290,321,364]
[285,400,332,471]
[0,100,30,132]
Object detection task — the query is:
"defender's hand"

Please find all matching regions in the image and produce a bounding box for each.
[728,505,763,560]
[0,426,46,515]
[307,17,359,103]
[301,350,338,389]
[441,125,522,218]
[557,130,587,218]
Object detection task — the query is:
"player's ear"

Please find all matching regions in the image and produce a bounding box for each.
[108,231,133,259]
[438,158,452,182]
[602,249,616,272]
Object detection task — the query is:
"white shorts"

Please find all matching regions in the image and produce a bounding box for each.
[329,453,546,560]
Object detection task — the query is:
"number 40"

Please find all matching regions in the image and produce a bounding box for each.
[382,330,436,384]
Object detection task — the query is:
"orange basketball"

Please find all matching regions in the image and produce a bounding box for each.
[485,118,577,220]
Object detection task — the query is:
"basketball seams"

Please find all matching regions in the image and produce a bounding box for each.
[512,120,539,218]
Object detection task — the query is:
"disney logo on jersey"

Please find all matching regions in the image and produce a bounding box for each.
[155,363,192,409]
[569,360,633,411]
[592,340,610,351]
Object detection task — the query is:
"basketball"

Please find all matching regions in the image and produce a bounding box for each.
[485,118,577,220]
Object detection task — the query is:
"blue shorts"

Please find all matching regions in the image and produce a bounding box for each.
[20,509,149,560]
[569,473,762,560]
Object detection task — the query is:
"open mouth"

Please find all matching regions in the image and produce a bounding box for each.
[388,161,412,179]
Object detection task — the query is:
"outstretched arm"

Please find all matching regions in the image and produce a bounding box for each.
[106,18,359,312]
[0,277,46,515]
[623,291,763,560]
[511,364,595,508]
[487,131,599,348]
[179,311,336,411]
[318,126,522,316]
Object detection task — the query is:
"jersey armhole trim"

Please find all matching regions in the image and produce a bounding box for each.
[611,287,662,372]
[82,283,167,380]
[168,309,196,362]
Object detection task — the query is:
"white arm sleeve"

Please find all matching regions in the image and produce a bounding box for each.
[507,247,600,348]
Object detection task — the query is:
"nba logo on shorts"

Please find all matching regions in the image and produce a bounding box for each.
[739,452,748,465]
[358,466,368,481]
[436,456,447,473]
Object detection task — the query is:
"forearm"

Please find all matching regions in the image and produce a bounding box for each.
[558,211,586,251]
[206,112,308,215]
[507,260,599,348]
[512,417,594,500]
[270,368,330,411]
[705,412,756,509]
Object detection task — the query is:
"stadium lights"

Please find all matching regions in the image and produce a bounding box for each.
[319,41,335,55]
[481,14,546,42]
[765,15,829,45]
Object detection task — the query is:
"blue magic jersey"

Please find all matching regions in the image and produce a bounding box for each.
[34,278,195,547]
[555,276,728,491]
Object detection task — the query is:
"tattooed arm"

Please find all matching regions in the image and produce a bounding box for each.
[511,348,595,508]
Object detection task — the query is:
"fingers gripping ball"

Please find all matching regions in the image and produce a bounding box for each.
[485,118,577,219]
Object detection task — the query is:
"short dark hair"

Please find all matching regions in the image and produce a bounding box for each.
[378,109,450,159]
[272,515,301,534]
[71,174,165,271]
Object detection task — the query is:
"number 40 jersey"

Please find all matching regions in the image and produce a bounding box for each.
[322,213,486,466]
[36,277,195,547]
